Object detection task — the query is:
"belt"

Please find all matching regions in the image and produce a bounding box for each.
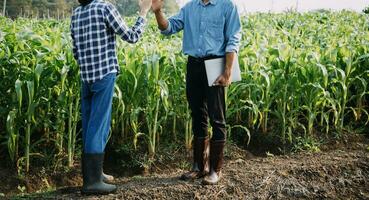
[188,55,224,63]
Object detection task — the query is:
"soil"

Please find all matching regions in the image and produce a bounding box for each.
[2,135,369,200]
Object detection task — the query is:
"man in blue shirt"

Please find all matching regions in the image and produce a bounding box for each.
[152,0,242,185]
[71,0,152,194]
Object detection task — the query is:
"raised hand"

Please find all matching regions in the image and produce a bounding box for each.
[152,0,164,13]
[139,0,152,17]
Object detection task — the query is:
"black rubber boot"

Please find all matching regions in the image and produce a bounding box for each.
[203,140,225,185]
[180,137,209,180]
[81,153,117,195]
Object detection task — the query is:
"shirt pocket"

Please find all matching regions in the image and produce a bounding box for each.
[206,19,225,41]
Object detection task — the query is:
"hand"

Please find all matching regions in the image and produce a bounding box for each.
[213,71,231,87]
[152,0,164,13]
[139,0,152,17]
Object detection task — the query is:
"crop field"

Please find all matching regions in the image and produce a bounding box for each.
[0,11,369,199]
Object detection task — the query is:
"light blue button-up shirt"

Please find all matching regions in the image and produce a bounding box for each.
[161,0,242,58]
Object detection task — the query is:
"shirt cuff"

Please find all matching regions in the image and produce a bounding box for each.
[137,16,146,25]
[160,22,172,35]
[226,44,240,54]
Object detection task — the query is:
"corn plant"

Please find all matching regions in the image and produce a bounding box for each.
[0,11,369,173]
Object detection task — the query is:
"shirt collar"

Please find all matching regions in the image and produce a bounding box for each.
[197,0,217,6]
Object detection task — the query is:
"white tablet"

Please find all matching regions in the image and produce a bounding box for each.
[204,57,242,87]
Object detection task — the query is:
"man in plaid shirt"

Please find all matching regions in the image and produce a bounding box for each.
[71,0,152,195]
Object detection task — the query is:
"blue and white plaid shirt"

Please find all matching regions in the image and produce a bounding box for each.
[71,0,146,83]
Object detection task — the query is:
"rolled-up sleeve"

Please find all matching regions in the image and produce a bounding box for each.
[105,4,146,44]
[225,3,242,53]
[161,7,185,36]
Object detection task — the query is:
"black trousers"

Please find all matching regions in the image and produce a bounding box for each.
[186,56,227,141]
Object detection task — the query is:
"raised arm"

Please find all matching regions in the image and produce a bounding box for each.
[105,0,151,44]
[152,0,185,35]
[70,20,78,60]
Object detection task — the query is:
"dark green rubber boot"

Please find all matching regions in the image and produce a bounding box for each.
[81,153,117,195]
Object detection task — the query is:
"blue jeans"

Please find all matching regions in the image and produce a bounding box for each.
[81,73,116,153]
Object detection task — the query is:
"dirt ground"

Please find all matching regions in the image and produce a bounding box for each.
[8,135,368,200]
